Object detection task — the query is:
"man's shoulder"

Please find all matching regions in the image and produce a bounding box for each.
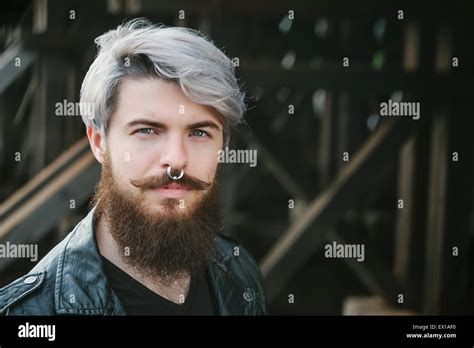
[212,233,267,314]
[0,230,76,315]
[214,233,265,288]
[0,272,53,315]
[215,233,257,265]
[215,233,242,250]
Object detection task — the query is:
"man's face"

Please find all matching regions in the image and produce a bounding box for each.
[95,78,224,214]
[88,78,225,279]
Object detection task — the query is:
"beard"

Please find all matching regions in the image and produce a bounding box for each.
[92,155,223,282]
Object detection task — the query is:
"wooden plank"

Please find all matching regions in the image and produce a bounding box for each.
[0,152,97,239]
[27,58,47,178]
[0,137,89,217]
[0,152,100,272]
[393,128,429,312]
[403,22,420,72]
[0,45,36,94]
[260,118,417,303]
[423,113,474,314]
[423,114,449,314]
[317,91,335,187]
[343,296,415,315]
[238,66,474,99]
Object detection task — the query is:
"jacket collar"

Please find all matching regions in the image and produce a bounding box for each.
[54,207,123,315]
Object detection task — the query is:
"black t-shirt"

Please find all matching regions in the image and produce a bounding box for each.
[100,256,218,315]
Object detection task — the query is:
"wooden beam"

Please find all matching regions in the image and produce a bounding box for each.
[0,151,98,240]
[1,137,89,218]
[423,113,474,314]
[0,151,100,272]
[0,45,36,94]
[317,91,336,187]
[260,118,417,303]
[238,66,474,99]
[393,128,429,312]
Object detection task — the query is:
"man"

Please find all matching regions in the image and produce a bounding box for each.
[0,19,266,315]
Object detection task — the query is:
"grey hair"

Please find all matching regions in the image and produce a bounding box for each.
[80,18,245,144]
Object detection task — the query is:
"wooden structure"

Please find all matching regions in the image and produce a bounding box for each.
[1,0,473,314]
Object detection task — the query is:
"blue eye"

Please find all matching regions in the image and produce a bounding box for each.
[192,129,208,137]
[137,128,155,135]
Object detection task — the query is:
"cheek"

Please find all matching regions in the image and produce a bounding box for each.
[108,149,153,186]
[107,132,153,183]
[188,149,219,182]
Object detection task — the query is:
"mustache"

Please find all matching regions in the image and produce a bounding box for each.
[130,172,211,191]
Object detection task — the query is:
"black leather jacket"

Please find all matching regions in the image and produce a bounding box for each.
[0,208,266,315]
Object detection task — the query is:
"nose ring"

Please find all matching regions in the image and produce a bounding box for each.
[167,166,184,180]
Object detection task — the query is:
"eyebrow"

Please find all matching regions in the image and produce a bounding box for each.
[126,119,167,129]
[126,118,221,131]
[185,121,221,131]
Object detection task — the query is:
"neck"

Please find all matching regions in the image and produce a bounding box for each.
[95,214,191,304]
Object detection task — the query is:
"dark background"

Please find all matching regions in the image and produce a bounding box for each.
[0,0,473,315]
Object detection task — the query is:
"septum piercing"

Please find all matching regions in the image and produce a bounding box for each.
[167,166,184,181]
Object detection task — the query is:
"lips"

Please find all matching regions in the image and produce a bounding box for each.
[154,183,190,199]
[160,183,187,190]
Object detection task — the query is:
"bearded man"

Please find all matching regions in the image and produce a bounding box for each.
[0,19,266,315]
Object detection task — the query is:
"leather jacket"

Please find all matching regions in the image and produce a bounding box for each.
[0,207,266,315]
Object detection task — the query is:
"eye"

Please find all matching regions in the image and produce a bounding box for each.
[136,128,155,135]
[191,129,209,138]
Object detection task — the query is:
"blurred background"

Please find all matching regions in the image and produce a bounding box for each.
[0,0,473,315]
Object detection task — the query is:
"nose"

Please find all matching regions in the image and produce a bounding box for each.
[159,133,188,172]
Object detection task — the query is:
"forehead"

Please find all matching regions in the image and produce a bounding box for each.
[111,78,223,127]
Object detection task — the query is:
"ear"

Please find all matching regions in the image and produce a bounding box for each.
[87,126,107,163]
